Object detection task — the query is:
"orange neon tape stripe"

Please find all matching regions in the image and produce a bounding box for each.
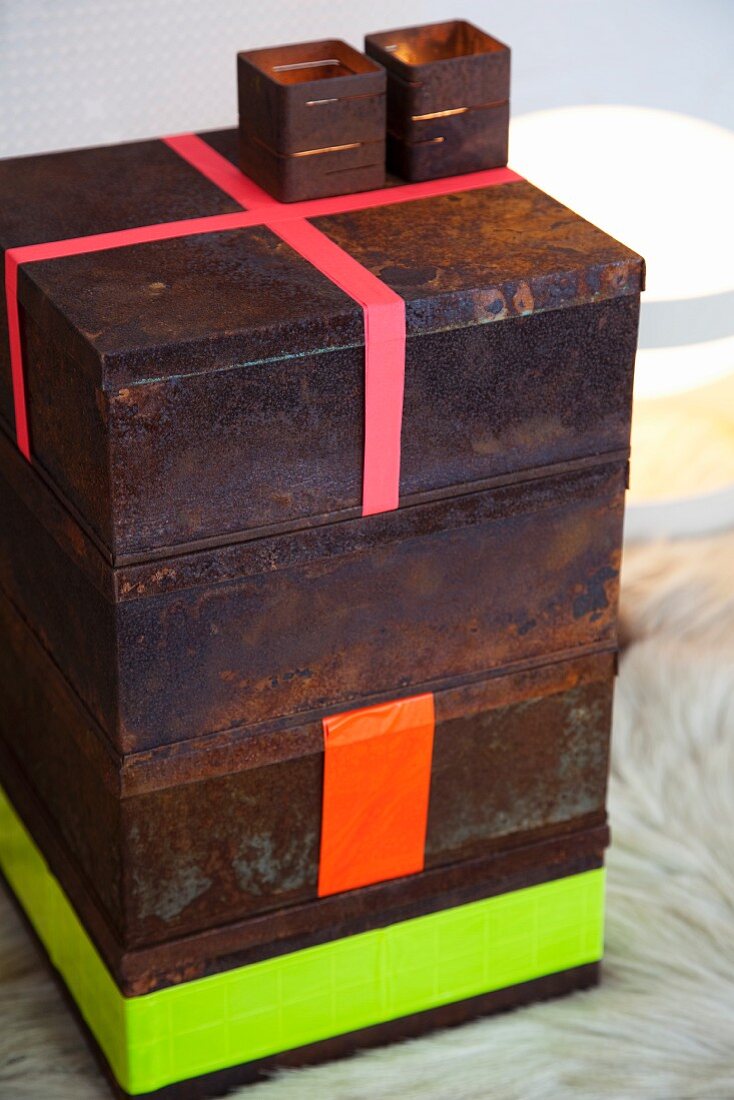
[318,693,435,897]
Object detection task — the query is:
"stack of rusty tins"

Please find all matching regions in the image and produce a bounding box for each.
[238,20,512,200]
[0,30,643,1100]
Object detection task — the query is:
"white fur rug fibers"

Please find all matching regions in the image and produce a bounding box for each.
[1,533,733,1099]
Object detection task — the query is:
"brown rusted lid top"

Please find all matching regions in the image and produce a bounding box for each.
[0,129,642,393]
[0,128,643,562]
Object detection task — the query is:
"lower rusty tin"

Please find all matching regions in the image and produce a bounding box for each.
[0,423,627,755]
[0,584,613,974]
[0,737,608,1001]
[365,20,510,180]
[237,39,386,202]
[2,818,604,1098]
[40,936,597,1100]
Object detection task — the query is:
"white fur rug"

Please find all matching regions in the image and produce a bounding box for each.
[1,533,733,1100]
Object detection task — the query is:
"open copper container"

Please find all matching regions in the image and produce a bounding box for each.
[238,39,386,201]
[365,20,510,181]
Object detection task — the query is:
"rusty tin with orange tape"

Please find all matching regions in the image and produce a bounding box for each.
[0,576,612,992]
[238,39,386,201]
[365,20,511,180]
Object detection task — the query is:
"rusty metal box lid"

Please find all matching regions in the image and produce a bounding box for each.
[0,128,643,561]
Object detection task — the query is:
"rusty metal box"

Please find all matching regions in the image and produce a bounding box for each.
[0,129,642,562]
[238,39,386,201]
[0,121,639,884]
[0,120,641,1097]
[0,582,613,963]
[365,20,510,180]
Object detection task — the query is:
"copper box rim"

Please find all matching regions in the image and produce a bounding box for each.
[366,20,509,80]
[238,38,384,94]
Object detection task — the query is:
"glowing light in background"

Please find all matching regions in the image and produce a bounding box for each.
[509,106,734,536]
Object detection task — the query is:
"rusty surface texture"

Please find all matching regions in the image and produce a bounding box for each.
[0,128,642,558]
[0,696,608,995]
[1,727,607,996]
[366,20,510,180]
[0,426,626,752]
[0,122,635,1025]
[0,585,613,953]
[385,102,509,183]
[238,40,386,201]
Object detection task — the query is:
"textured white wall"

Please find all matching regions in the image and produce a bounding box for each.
[0,0,732,157]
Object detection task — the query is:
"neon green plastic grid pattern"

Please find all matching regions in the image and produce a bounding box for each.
[0,784,605,1096]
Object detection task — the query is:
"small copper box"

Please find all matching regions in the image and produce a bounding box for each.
[365,20,510,182]
[238,39,386,202]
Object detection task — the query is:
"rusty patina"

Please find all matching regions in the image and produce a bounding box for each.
[365,20,510,180]
[238,40,386,201]
[0,585,613,956]
[0,129,642,559]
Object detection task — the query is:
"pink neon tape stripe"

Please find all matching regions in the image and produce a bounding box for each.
[6,131,521,513]
[163,135,406,514]
[274,219,405,514]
